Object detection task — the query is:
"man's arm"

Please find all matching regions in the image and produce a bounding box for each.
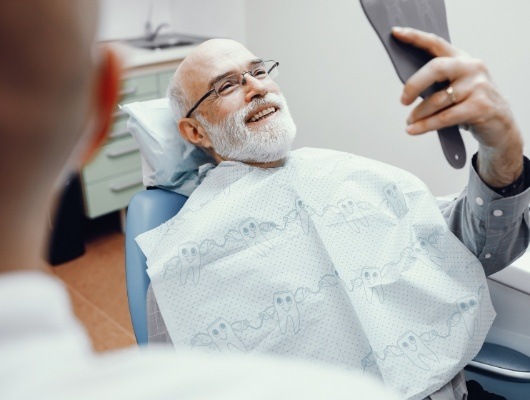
[440,153,530,276]
[390,28,529,274]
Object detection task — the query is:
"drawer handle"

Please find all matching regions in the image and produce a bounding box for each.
[110,129,131,139]
[113,110,127,119]
[120,86,137,97]
[106,143,139,158]
[109,178,143,193]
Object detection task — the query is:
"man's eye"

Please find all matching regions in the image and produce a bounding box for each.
[253,68,267,77]
[218,82,235,94]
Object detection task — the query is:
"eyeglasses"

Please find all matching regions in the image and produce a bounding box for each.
[185,60,279,118]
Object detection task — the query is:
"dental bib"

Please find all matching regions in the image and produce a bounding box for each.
[136,148,495,400]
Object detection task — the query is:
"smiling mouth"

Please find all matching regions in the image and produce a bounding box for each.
[247,106,278,123]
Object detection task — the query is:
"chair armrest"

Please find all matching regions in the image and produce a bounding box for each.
[125,188,187,344]
[466,342,530,382]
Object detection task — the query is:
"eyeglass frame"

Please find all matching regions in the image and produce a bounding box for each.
[184,59,279,118]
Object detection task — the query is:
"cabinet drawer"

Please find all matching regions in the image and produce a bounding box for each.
[120,74,159,102]
[108,117,129,140]
[158,70,175,97]
[111,92,160,136]
[83,136,141,184]
[84,169,144,218]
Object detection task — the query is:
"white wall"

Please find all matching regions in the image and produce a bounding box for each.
[98,0,173,41]
[98,1,530,195]
[246,0,530,195]
[169,0,246,43]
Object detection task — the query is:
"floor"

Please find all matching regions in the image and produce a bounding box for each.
[46,213,137,352]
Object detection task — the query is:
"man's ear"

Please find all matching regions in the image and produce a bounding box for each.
[81,46,122,164]
[178,118,212,148]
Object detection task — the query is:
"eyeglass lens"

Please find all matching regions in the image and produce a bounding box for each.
[214,61,279,97]
[185,60,279,118]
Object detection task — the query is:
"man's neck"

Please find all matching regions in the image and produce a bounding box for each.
[0,216,48,274]
[0,188,53,274]
[245,159,286,168]
[212,152,286,168]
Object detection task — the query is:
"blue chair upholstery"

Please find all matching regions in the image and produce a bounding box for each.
[125,188,187,345]
[465,342,530,399]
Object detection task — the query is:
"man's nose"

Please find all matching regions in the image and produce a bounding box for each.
[243,75,268,103]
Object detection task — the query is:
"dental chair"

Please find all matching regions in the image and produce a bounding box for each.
[122,98,530,399]
[124,188,530,398]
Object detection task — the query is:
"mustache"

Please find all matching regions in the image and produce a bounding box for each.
[235,93,284,122]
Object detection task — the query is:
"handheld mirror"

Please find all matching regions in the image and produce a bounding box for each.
[359,0,466,169]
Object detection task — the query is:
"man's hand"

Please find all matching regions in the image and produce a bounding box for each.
[392,26,523,187]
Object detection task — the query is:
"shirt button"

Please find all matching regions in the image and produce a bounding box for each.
[475,197,484,206]
[493,209,503,217]
[485,253,492,259]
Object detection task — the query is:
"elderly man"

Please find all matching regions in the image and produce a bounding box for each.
[141,32,530,400]
[0,1,406,400]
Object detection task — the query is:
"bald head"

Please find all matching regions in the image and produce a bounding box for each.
[168,39,259,119]
[0,1,98,141]
[0,1,121,271]
[0,0,104,202]
[179,40,253,94]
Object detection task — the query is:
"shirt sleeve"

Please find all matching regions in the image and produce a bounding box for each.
[440,153,530,276]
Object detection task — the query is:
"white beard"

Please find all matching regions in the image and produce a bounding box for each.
[196,93,297,163]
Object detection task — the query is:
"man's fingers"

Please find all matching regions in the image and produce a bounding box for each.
[407,78,472,125]
[406,103,471,135]
[392,27,458,58]
[401,57,469,105]
[393,27,464,105]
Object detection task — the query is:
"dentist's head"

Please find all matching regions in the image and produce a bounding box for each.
[0,0,121,272]
[168,39,297,167]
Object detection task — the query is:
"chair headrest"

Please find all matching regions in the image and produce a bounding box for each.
[121,98,215,197]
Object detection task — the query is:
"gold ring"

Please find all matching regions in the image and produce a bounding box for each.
[446,86,457,104]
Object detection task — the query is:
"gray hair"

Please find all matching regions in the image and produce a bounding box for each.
[166,71,188,121]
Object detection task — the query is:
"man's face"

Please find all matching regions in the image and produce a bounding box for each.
[184,41,297,163]
[196,91,296,163]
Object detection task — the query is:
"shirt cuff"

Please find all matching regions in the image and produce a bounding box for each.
[473,153,530,197]
[467,153,530,229]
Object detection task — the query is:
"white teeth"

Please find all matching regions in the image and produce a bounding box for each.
[249,107,276,123]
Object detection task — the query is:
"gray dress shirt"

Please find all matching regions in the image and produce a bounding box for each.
[430,155,530,400]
